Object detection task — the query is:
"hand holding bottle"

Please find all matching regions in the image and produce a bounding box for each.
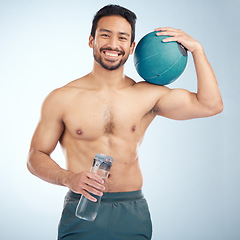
[66,171,105,202]
[75,154,114,221]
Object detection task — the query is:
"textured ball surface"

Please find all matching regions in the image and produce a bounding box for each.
[134,31,188,85]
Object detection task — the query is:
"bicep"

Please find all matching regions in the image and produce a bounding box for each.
[155,88,211,120]
[30,91,65,155]
[30,119,64,155]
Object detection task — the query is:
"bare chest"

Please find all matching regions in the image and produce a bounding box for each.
[63,92,150,140]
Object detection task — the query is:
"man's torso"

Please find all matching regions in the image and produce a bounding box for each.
[56,74,162,192]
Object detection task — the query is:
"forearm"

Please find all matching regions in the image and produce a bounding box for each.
[27,150,105,201]
[192,46,223,111]
[27,150,73,187]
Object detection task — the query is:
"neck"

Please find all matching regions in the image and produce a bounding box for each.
[90,61,127,89]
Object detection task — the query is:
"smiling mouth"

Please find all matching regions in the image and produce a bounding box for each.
[103,50,122,59]
[104,51,119,57]
[101,48,125,58]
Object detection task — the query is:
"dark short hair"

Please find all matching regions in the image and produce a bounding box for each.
[91,4,137,45]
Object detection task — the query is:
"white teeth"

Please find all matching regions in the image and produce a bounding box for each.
[105,52,118,57]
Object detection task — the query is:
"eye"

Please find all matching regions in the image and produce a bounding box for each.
[119,36,127,41]
[101,34,110,38]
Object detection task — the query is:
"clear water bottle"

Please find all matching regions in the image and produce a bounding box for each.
[75,153,114,221]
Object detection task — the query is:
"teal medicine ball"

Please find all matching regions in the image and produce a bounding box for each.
[134,31,188,85]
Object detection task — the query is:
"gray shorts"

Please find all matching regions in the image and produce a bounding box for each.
[58,190,152,240]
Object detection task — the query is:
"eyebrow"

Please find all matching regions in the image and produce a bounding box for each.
[99,28,130,37]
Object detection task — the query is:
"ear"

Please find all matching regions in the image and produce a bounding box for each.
[129,41,135,55]
[89,35,94,48]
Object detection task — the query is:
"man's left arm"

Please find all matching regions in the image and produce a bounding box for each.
[153,27,223,120]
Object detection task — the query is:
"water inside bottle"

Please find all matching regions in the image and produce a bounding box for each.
[75,154,113,221]
[90,167,109,179]
[75,168,108,221]
[76,194,101,221]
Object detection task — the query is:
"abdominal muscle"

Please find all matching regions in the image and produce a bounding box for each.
[103,160,143,192]
[61,133,144,193]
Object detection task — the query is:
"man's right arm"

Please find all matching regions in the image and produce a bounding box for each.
[27,89,104,201]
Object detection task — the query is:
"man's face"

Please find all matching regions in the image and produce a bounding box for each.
[89,16,135,71]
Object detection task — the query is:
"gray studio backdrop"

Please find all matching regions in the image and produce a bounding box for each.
[1,0,239,239]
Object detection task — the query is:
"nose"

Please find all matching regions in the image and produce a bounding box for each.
[108,36,119,50]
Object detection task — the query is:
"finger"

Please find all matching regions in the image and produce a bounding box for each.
[81,189,98,202]
[85,178,105,192]
[155,31,184,44]
[161,37,179,43]
[84,183,104,197]
[87,172,104,184]
[154,27,178,32]
[156,31,179,37]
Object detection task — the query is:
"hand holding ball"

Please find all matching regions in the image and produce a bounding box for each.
[134,31,188,85]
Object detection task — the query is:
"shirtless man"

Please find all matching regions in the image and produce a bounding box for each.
[27,4,223,240]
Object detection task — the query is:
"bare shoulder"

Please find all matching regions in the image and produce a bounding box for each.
[42,86,74,108]
[124,80,173,115]
[134,80,163,90]
[40,87,67,121]
[41,76,89,119]
[64,74,95,90]
[132,80,170,97]
[43,75,90,105]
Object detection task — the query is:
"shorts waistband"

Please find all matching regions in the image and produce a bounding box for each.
[66,190,143,202]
